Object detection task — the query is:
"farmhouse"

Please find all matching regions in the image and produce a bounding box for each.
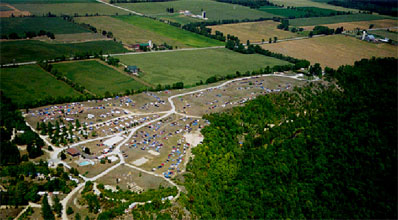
[129,40,153,50]
[66,148,80,157]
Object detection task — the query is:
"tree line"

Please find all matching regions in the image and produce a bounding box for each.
[1,30,55,40]
[327,0,397,17]
[182,57,397,219]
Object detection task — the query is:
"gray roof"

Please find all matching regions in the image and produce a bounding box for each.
[127,66,138,70]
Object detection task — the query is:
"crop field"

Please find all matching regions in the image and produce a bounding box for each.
[258,6,338,18]
[300,19,398,31]
[52,32,107,43]
[262,35,398,68]
[115,15,224,48]
[11,3,129,16]
[116,0,276,22]
[115,48,290,86]
[75,16,187,47]
[51,60,146,95]
[209,20,300,43]
[267,0,356,12]
[0,17,90,35]
[0,65,81,105]
[289,14,394,26]
[0,3,30,17]
[2,0,96,3]
[0,40,127,64]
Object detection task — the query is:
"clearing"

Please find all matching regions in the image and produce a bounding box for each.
[262,34,398,68]
[114,15,224,48]
[51,60,146,95]
[0,65,81,106]
[115,48,290,86]
[209,20,300,43]
[289,14,394,26]
[0,40,128,64]
[116,0,276,22]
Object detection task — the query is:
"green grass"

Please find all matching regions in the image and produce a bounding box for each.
[368,30,398,41]
[258,6,338,18]
[0,17,90,35]
[116,0,276,22]
[289,13,392,26]
[115,48,290,86]
[115,15,224,47]
[52,60,146,95]
[0,65,81,106]
[12,3,129,16]
[2,0,96,3]
[0,40,128,64]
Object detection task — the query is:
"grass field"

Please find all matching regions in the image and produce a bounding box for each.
[0,40,128,64]
[115,48,290,86]
[12,3,129,16]
[262,35,398,68]
[0,17,90,35]
[289,14,394,26]
[0,65,81,105]
[209,20,300,43]
[75,16,187,47]
[258,6,338,18]
[267,0,357,12]
[52,60,146,95]
[0,6,12,11]
[300,19,398,31]
[368,30,398,41]
[115,15,224,47]
[3,0,96,3]
[116,0,276,22]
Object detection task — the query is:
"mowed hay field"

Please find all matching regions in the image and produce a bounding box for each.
[0,65,81,105]
[300,19,398,31]
[0,17,90,35]
[11,3,129,16]
[289,14,394,27]
[115,15,224,48]
[115,48,290,86]
[262,35,398,68]
[0,40,127,64]
[52,60,146,95]
[116,0,276,21]
[210,20,300,43]
[75,16,187,47]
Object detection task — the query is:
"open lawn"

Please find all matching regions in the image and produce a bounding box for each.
[75,16,187,47]
[116,0,276,22]
[300,19,398,31]
[267,0,356,12]
[12,3,129,16]
[115,15,224,48]
[52,60,146,95]
[209,20,300,43]
[0,17,90,35]
[262,35,398,68]
[0,40,127,64]
[0,65,81,106]
[289,14,394,26]
[115,48,290,86]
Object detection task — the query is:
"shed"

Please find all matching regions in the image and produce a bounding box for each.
[66,148,80,157]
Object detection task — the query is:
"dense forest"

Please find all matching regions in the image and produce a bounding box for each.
[182,57,397,218]
[326,0,397,17]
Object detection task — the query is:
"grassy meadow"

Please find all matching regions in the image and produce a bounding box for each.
[0,40,127,64]
[289,14,394,26]
[115,15,224,47]
[209,20,300,43]
[12,3,129,16]
[262,35,398,68]
[0,65,81,105]
[52,60,146,95]
[115,48,290,86]
[0,17,90,35]
[116,0,276,22]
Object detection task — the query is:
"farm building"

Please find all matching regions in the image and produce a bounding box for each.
[129,40,153,50]
[127,65,139,74]
[66,148,80,157]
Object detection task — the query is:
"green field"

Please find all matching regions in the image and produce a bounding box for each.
[52,60,146,95]
[267,0,356,12]
[12,3,129,16]
[115,15,224,47]
[0,65,81,105]
[2,0,95,3]
[368,30,398,42]
[258,6,339,18]
[116,0,276,22]
[289,13,393,26]
[0,17,90,35]
[0,40,127,64]
[115,48,290,86]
